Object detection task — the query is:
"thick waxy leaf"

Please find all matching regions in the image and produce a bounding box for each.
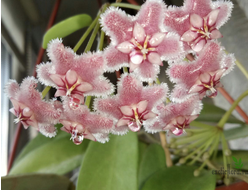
[9,126,89,175]
[141,166,216,190]
[2,174,75,190]
[224,124,248,140]
[197,103,244,124]
[138,144,166,190]
[212,150,248,170]
[138,141,148,166]
[77,132,138,190]
[43,14,92,49]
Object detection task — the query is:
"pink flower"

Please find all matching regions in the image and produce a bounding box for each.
[146,95,202,135]
[37,39,114,106]
[164,0,233,52]
[95,74,168,134]
[50,69,93,104]
[60,98,113,144]
[167,41,235,102]
[5,77,62,137]
[101,0,183,81]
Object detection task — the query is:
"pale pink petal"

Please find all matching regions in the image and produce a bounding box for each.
[210,29,223,39]
[9,108,16,116]
[10,98,21,111]
[49,74,64,87]
[147,52,162,66]
[207,9,220,26]
[129,62,140,72]
[83,131,96,141]
[190,14,203,29]
[192,39,206,52]
[119,105,133,116]
[200,73,212,84]
[181,30,198,42]
[26,119,38,129]
[22,107,33,117]
[65,70,78,86]
[214,69,225,81]
[189,84,204,94]
[133,23,146,43]
[149,33,166,46]
[117,117,129,127]
[176,116,185,124]
[117,41,134,53]
[21,121,30,129]
[76,82,93,92]
[55,89,66,97]
[137,100,148,114]
[143,111,157,120]
[188,115,199,123]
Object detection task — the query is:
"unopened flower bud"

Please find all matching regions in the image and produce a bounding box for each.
[174,149,181,154]
[170,144,177,149]
[225,149,231,156]
[193,169,200,177]
[179,158,186,164]
[182,148,189,154]
[202,152,210,160]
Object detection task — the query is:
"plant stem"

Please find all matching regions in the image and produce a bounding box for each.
[159,132,173,167]
[155,78,161,85]
[190,121,214,128]
[85,96,92,108]
[84,22,100,52]
[175,130,213,145]
[123,67,128,73]
[98,30,105,51]
[41,86,51,99]
[73,16,98,52]
[111,2,141,10]
[217,90,248,128]
[225,50,248,79]
[218,87,248,123]
[143,132,161,145]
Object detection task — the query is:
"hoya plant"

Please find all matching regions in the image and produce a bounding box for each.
[2,0,248,190]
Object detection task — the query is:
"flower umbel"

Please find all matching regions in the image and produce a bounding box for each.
[95,73,168,134]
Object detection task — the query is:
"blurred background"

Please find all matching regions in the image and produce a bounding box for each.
[1,0,247,178]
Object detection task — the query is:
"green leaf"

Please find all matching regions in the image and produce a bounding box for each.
[13,124,65,164]
[212,151,248,170]
[77,132,138,190]
[224,124,248,140]
[138,144,166,190]
[141,166,216,190]
[9,129,89,175]
[43,14,92,49]
[138,141,148,167]
[197,103,244,124]
[2,174,75,190]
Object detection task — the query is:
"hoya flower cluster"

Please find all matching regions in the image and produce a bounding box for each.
[5,0,235,145]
